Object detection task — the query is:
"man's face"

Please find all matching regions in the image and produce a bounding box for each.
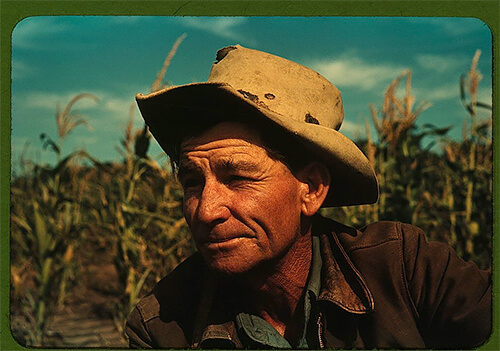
[178,122,307,275]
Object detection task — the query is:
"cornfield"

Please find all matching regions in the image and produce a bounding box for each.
[10,44,492,347]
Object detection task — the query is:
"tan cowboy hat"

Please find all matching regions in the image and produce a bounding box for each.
[136,45,379,207]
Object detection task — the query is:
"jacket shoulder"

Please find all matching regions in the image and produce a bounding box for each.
[318,216,422,253]
[152,253,206,318]
[130,252,205,315]
[126,253,206,347]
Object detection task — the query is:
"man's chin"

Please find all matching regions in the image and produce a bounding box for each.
[198,238,262,275]
[206,258,257,276]
[201,251,262,276]
[202,253,278,279]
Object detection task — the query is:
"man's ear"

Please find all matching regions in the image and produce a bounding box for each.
[296,162,331,217]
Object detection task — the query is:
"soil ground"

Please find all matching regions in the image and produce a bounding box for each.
[47,261,128,347]
[11,258,129,348]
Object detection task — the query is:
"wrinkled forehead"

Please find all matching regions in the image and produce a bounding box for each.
[179,121,266,154]
[177,122,276,178]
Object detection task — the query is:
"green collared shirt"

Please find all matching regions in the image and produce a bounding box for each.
[235,236,322,348]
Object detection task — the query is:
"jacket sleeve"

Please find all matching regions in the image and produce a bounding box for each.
[401,223,491,348]
[125,306,154,349]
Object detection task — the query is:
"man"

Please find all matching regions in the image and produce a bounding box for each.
[126,45,491,349]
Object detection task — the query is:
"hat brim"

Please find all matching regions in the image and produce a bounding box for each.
[136,83,379,207]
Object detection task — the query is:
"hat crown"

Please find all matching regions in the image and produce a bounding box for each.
[207,45,344,130]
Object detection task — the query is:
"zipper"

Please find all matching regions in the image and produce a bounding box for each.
[316,312,325,349]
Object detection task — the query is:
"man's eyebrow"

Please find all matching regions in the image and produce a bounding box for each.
[177,157,261,180]
[217,158,260,173]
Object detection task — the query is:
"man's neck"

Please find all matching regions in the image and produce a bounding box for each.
[239,230,313,342]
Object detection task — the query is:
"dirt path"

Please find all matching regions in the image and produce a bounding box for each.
[11,256,135,347]
[43,262,129,348]
[45,304,127,347]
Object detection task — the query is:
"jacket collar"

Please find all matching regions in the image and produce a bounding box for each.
[315,218,374,313]
[194,215,374,347]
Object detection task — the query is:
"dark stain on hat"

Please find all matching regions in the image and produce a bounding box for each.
[305,113,320,125]
[215,46,238,63]
[264,93,275,100]
[238,89,270,109]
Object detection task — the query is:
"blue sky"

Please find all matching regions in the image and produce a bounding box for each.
[11,16,493,170]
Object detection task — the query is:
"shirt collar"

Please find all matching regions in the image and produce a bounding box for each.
[307,235,323,299]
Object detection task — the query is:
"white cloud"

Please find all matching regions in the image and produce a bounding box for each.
[311,56,407,91]
[15,89,145,132]
[413,83,492,104]
[415,54,463,73]
[428,86,459,101]
[413,84,459,102]
[179,17,255,44]
[12,17,69,50]
[103,97,135,115]
[22,91,99,111]
[89,93,145,132]
[100,99,146,136]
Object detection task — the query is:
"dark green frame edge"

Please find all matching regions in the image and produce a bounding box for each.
[0,1,498,350]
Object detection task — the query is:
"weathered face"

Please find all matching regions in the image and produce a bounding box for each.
[178,122,307,275]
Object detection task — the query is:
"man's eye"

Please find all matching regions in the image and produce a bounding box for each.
[227,175,253,184]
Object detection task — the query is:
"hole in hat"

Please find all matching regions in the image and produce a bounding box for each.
[305,113,320,125]
[215,46,238,63]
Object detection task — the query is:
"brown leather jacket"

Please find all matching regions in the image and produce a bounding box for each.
[125,217,491,349]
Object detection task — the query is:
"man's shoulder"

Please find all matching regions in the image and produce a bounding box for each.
[135,252,206,320]
[315,215,423,253]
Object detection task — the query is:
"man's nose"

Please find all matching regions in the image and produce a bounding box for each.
[196,180,231,225]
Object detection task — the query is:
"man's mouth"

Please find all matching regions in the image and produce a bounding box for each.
[206,236,238,243]
[201,234,255,249]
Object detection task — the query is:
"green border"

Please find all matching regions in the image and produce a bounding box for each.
[1,1,498,350]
